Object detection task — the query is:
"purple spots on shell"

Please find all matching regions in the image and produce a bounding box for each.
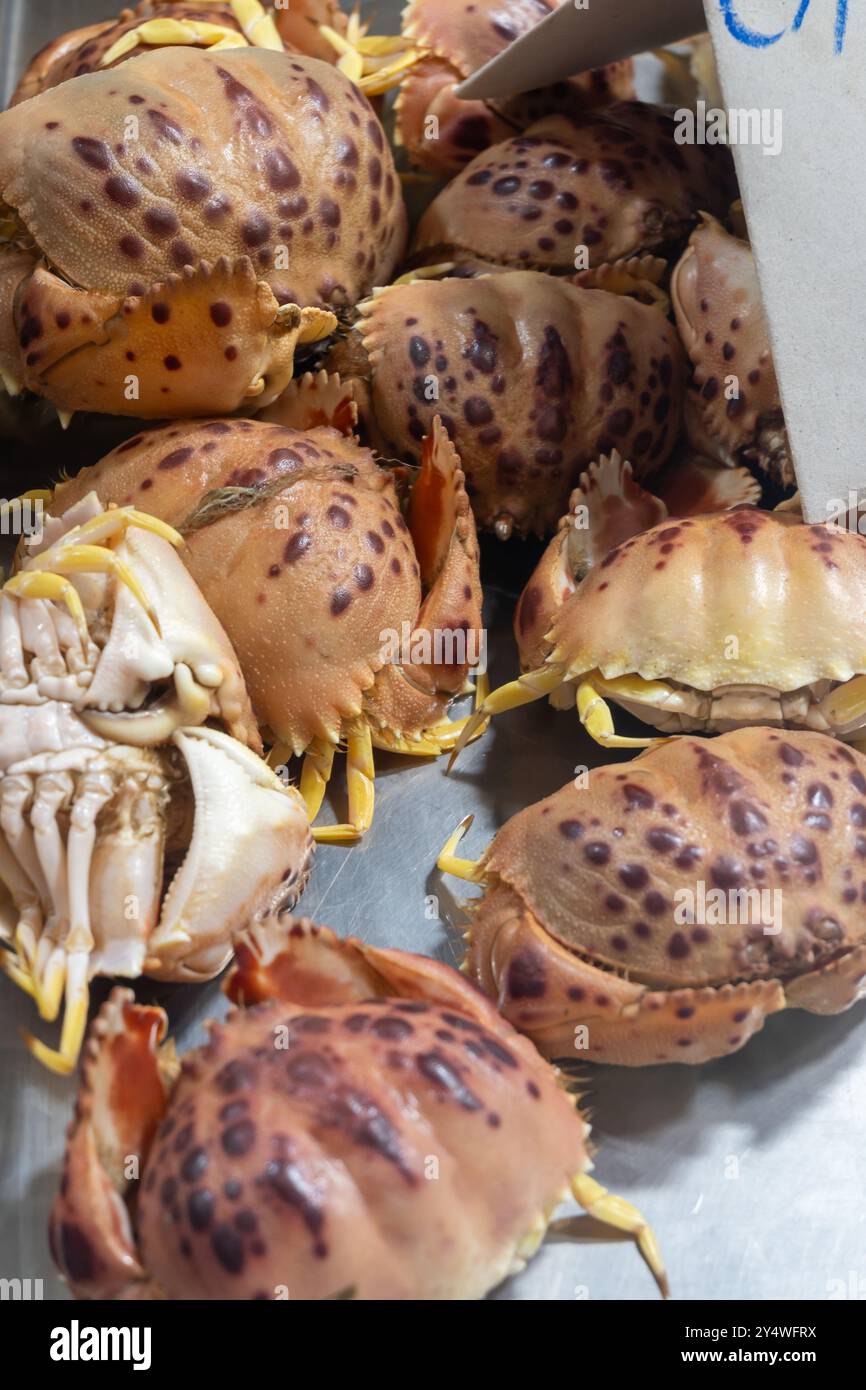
[144,206,180,238]
[119,234,144,260]
[147,109,183,144]
[71,136,111,170]
[241,213,270,248]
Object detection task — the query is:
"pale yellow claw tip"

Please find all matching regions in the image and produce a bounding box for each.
[572,1173,669,1299]
[230,0,284,50]
[437,814,485,882]
[22,1031,77,1076]
[124,509,184,549]
[43,545,162,638]
[3,572,88,641]
[101,17,251,67]
[0,950,35,997]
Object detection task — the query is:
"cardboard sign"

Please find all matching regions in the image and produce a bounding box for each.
[458,1,866,525]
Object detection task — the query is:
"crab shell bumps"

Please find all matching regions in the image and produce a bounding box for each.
[412,102,736,273]
[55,404,484,838]
[455,509,866,755]
[0,492,312,1073]
[441,729,866,1065]
[49,918,666,1299]
[329,270,685,538]
[0,46,406,415]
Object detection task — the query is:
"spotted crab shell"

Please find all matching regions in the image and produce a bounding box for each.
[51,920,591,1299]
[468,728,866,1064]
[413,103,736,272]
[348,270,685,537]
[0,46,406,310]
[54,419,425,754]
[548,510,866,695]
[9,4,262,104]
[671,215,790,483]
[397,0,634,175]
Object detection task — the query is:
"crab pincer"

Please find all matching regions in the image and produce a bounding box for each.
[0,492,312,1074]
[50,917,668,1298]
[439,728,866,1064]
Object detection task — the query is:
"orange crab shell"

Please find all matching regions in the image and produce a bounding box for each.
[50,919,591,1300]
[466,728,866,1065]
[413,103,736,272]
[340,270,685,538]
[396,0,634,175]
[54,411,482,754]
[9,4,263,105]
[0,47,405,308]
[672,215,789,483]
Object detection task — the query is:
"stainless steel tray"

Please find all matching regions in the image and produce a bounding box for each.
[2,0,865,1303]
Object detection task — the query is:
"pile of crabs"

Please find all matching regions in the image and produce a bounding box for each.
[0,0,863,1303]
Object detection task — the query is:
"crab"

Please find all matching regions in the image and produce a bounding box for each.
[337,0,634,176]
[672,212,791,486]
[514,448,761,671]
[439,727,866,1065]
[324,268,687,539]
[52,386,485,840]
[453,508,866,757]
[0,491,312,1074]
[9,2,292,105]
[49,916,667,1298]
[0,40,407,418]
[411,101,736,275]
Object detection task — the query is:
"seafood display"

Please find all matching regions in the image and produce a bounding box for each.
[0,0,859,1308]
[0,492,312,1073]
[441,729,866,1064]
[50,918,665,1298]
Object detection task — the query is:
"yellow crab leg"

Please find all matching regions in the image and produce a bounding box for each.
[313,724,375,844]
[437,814,487,883]
[24,964,90,1077]
[2,572,88,642]
[101,18,249,66]
[320,25,422,94]
[0,948,35,998]
[230,0,284,50]
[448,663,566,771]
[72,507,183,551]
[300,737,337,824]
[22,546,161,636]
[818,675,866,731]
[572,1173,669,1299]
[576,679,658,749]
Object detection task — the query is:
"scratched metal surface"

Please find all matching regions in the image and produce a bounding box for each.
[1,0,865,1304]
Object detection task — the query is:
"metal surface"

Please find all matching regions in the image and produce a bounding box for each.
[2,0,865,1304]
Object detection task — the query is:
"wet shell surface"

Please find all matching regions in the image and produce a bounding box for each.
[468,728,866,1064]
[413,103,736,271]
[350,270,685,536]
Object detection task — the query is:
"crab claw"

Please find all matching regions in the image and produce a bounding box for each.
[145,727,313,980]
[49,988,170,1298]
[258,369,359,436]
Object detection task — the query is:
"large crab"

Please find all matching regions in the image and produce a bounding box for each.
[411,102,736,274]
[9,2,292,105]
[339,0,634,176]
[49,917,666,1298]
[453,509,866,756]
[53,388,484,840]
[325,268,687,538]
[513,448,761,671]
[672,212,790,486]
[0,39,406,417]
[439,728,866,1065]
[0,491,312,1073]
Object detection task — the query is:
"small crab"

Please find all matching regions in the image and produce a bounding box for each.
[454,509,866,756]
[514,448,761,671]
[411,102,736,274]
[49,917,666,1298]
[325,268,686,538]
[0,491,311,1073]
[672,212,790,485]
[384,0,634,176]
[439,728,866,1064]
[9,1,291,105]
[0,41,406,418]
[54,387,484,840]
